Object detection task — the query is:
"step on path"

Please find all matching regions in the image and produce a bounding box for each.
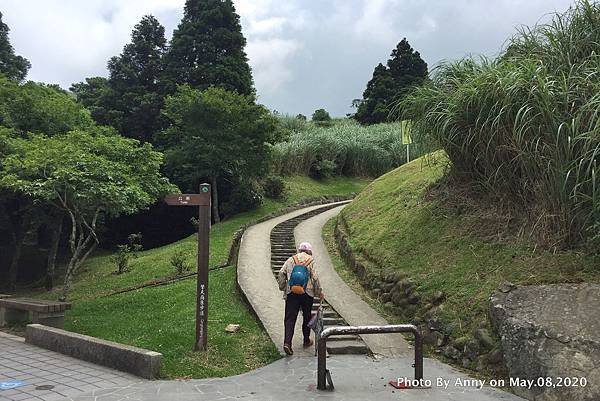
[270,205,369,355]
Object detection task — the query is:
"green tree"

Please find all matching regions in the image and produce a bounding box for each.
[0,131,176,299]
[355,38,428,124]
[0,76,94,135]
[163,0,254,96]
[70,77,121,129]
[312,108,332,125]
[71,16,167,142]
[354,63,395,124]
[160,86,276,222]
[0,12,30,81]
[107,15,167,141]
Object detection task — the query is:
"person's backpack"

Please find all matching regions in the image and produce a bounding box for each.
[288,255,313,295]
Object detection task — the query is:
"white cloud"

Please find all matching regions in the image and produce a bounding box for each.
[1,0,579,116]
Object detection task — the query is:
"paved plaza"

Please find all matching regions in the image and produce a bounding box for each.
[0,332,140,401]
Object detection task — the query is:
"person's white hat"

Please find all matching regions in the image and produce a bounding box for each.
[298,242,313,252]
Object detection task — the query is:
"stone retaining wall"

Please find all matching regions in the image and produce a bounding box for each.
[26,324,162,379]
[333,213,505,375]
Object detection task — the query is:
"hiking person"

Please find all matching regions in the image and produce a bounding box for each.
[277,241,324,355]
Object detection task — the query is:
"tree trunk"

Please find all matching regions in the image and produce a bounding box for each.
[8,215,29,291]
[45,215,63,290]
[210,176,220,224]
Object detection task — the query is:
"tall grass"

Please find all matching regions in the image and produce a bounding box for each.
[399,1,600,250]
[271,120,421,177]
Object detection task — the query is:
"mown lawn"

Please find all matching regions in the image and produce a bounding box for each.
[25,175,370,378]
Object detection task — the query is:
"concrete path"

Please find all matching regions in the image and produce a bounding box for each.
[64,355,523,401]
[0,331,140,401]
[295,205,411,357]
[237,201,350,356]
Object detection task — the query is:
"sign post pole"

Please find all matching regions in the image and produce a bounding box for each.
[196,183,210,351]
[164,184,211,352]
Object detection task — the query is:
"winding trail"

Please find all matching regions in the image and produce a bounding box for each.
[294,205,410,357]
[1,201,525,401]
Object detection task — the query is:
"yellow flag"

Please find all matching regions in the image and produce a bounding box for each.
[401,120,412,145]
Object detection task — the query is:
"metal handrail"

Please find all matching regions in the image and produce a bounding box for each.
[317,324,423,391]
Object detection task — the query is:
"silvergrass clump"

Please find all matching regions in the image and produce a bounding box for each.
[170,249,191,276]
[397,0,600,251]
[271,120,422,177]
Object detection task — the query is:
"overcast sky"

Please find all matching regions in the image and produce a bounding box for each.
[2,0,576,117]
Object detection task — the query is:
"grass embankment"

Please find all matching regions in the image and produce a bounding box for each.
[28,175,370,379]
[327,154,599,343]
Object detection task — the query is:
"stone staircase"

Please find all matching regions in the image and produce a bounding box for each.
[270,204,369,355]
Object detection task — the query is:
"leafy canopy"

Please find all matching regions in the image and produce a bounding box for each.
[163,0,254,96]
[355,38,428,124]
[0,76,94,135]
[160,86,276,192]
[0,12,30,81]
[0,130,176,217]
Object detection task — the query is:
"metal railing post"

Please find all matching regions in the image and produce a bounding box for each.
[316,324,423,390]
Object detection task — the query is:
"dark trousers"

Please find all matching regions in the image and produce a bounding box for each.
[284,293,314,345]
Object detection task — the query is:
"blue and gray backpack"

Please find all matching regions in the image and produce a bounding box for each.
[288,255,313,295]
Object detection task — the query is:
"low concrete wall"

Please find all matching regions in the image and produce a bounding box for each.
[25,324,161,379]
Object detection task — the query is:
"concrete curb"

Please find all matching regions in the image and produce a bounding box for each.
[25,324,161,379]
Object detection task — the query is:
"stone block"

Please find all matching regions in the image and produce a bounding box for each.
[25,324,161,379]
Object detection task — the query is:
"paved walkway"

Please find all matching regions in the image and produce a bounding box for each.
[237,201,350,356]
[65,355,521,401]
[0,332,140,401]
[295,205,411,357]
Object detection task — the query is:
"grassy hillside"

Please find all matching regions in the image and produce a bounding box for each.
[22,175,370,378]
[334,153,599,350]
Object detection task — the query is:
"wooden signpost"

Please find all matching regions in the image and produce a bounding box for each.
[165,184,211,351]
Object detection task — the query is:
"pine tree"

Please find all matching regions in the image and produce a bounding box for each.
[355,63,395,124]
[0,12,30,81]
[387,38,428,93]
[163,0,254,96]
[107,15,167,141]
[355,38,427,124]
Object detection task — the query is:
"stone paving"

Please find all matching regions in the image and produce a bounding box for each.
[0,332,140,401]
[68,355,523,401]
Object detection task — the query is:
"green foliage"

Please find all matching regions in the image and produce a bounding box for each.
[278,113,308,134]
[262,175,286,199]
[309,157,336,180]
[70,77,120,128]
[169,249,191,275]
[163,0,254,96]
[220,180,263,216]
[0,130,176,298]
[71,16,167,142]
[399,0,600,250]
[338,153,600,341]
[311,108,332,126]
[111,245,131,275]
[296,114,307,121]
[0,12,30,81]
[0,77,94,135]
[355,38,428,124]
[272,119,423,177]
[160,86,277,194]
[1,131,174,216]
[127,232,144,256]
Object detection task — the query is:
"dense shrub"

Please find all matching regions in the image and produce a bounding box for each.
[399,0,600,250]
[309,158,337,180]
[262,175,286,199]
[271,120,420,177]
[221,181,263,216]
